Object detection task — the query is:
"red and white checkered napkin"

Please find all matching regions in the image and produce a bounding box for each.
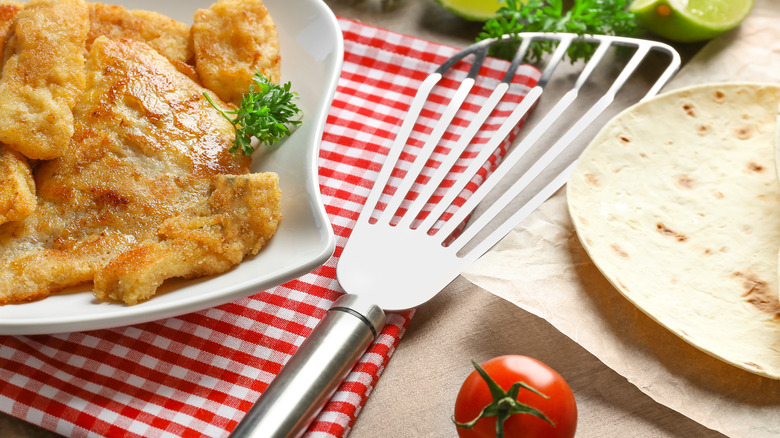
[0,18,539,438]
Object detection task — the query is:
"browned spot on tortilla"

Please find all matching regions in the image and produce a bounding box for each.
[610,243,629,258]
[735,125,754,140]
[704,248,712,255]
[682,103,696,117]
[618,134,631,144]
[748,162,764,172]
[742,361,764,370]
[712,90,726,103]
[696,124,710,135]
[676,176,695,189]
[656,222,688,242]
[584,173,601,188]
[713,191,724,199]
[732,271,780,317]
[617,280,630,292]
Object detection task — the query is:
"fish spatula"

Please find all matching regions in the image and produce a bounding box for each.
[231,32,680,438]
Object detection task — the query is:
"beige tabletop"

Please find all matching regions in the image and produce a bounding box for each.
[0,1,729,437]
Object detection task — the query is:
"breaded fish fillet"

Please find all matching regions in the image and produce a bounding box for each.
[0,144,35,225]
[0,36,281,305]
[192,0,281,105]
[0,0,89,160]
[87,3,194,65]
[94,173,281,304]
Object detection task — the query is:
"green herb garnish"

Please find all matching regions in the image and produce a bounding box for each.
[205,72,302,156]
[478,0,639,64]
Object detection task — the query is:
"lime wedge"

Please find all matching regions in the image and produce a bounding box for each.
[435,0,507,21]
[630,0,754,42]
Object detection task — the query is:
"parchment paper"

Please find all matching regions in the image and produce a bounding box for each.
[462,2,780,437]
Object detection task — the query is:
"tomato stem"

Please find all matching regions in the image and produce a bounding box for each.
[453,359,555,438]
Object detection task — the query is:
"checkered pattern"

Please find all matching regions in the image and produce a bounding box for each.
[0,18,539,438]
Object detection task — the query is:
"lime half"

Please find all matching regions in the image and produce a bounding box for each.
[435,0,506,22]
[630,0,754,42]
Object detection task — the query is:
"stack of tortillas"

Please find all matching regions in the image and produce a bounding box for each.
[567,83,780,378]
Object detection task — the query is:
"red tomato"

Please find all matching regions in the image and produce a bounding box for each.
[453,355,577,438]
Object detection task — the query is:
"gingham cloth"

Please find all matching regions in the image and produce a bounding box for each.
[0,18,539,438]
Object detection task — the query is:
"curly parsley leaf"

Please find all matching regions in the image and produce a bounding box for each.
[478,0,639,64]
[205,72,302,156]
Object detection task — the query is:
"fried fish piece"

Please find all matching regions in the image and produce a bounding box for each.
[192,0,281,105]
[0,0,89,160]
[94,173,281,305]
[87,3,194,65]
[0,144,35,225]
[0,1,22,63]
[0,36,281,305]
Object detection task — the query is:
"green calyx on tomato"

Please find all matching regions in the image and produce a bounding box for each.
[454,359,554,437]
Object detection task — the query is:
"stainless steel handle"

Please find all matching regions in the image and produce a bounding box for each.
[229,294,386,438]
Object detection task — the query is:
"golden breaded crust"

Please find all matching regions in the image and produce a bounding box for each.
[0,2,22,63]
[192,0,281,105]
[94,173,281,305]
[87,3,193,64]
[0,144,35,225]
[0,0,89,160]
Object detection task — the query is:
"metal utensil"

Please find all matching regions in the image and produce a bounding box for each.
[230,32,680,438]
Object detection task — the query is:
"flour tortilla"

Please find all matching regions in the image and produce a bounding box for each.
[567,82,780,379]
[777,101,780,326]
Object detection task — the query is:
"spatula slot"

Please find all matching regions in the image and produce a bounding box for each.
[356,33,680,263]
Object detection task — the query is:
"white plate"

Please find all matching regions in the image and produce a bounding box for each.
[0,0,341,335]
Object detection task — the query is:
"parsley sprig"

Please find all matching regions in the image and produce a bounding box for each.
[478,0,639,64]
[205,72,302,156]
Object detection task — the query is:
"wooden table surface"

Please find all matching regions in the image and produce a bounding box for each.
[0,1,719,437]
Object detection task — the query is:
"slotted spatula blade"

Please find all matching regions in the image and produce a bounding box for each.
[230,33,680,438]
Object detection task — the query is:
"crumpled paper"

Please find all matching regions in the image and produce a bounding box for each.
[462,2,780,437]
